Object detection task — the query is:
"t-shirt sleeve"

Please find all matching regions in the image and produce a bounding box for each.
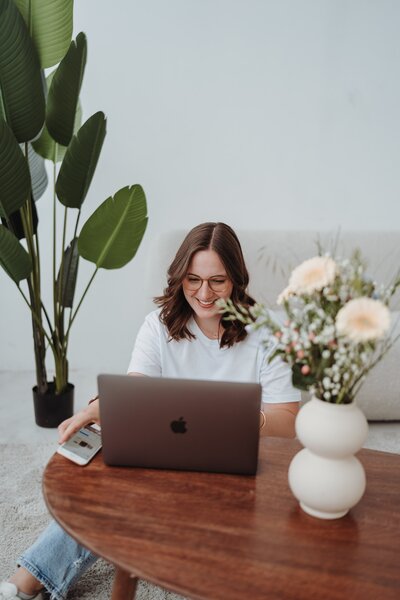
[259,336,301,404]
[127,312,162,377]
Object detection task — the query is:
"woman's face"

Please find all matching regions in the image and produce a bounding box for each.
[182,249,233,322]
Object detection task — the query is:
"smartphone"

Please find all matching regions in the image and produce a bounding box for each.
[57,423,102,465]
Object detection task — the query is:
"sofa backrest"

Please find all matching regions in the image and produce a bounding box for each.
[145,230,400,420]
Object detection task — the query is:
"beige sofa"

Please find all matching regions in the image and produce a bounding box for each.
[146,230,400,423]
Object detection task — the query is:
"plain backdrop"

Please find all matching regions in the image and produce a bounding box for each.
[2,0,400,375]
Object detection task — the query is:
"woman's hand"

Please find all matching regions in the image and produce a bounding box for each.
[58,399,100,444]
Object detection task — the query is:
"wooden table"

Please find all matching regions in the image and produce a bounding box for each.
[42,437,400,600]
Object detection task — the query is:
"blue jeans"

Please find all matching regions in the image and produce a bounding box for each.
[18,520,98,600]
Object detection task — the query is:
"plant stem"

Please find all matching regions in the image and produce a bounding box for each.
[66,267,99,339]
[17,284,53,348]
[57,205,69,339]
[52,152,57,336]
[50,146,67,392]
[20,193,48,392]
[58,206,68,304]
[41,300,54,334]
[351,334,400,399]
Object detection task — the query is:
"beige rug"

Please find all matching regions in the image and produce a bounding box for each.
[0,444,185,600]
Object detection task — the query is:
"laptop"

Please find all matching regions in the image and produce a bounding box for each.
[97,374,262,475]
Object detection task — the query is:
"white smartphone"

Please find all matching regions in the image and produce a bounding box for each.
[57,423,102,466]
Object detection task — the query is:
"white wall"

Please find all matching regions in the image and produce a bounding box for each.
[2,0,400,374]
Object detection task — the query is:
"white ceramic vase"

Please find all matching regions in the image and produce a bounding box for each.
[288,397,369,520]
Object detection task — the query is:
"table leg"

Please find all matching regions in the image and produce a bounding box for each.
[111,567,138,600]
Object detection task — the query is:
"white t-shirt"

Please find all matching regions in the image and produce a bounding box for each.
[127,310,301,405]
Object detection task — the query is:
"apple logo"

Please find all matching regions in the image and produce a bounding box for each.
[170,416,187,434]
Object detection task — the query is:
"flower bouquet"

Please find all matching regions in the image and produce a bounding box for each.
[221,251,400,405]
[219,251,400,519]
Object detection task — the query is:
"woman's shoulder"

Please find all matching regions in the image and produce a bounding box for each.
[143,308,162,324]
[141,308,169,338]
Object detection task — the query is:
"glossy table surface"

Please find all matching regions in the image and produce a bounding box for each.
[43,437,400,600]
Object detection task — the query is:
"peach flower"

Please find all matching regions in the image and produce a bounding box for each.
[336,298,390,343]
[288,256,337,295]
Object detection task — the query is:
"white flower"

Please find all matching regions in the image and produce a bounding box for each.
[288,256,337,295]
[277,285,294,305]
[336,297,390,343]
[322,377,331,389]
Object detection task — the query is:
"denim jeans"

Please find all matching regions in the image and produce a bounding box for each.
[18,520,98,600]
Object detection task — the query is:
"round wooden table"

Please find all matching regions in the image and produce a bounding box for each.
[43,437,400,600]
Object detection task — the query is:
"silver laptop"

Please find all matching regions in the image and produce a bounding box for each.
[98,374,262,475]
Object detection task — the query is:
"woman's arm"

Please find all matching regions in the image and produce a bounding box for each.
[260,402,299,438]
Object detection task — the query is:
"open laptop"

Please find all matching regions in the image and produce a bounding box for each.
[98,374,262,475]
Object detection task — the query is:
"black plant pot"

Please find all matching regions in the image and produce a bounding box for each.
[33,382,74,428]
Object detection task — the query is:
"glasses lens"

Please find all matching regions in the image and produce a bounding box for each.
[208,279,227,291]
[185,276,228,291]
[185,277,202,290]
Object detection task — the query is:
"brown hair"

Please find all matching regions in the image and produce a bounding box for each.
[154,222,256,348]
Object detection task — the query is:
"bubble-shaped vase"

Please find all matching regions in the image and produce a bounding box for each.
[288,397,369,519]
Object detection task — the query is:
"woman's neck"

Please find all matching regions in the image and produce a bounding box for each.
[194,315,221,339]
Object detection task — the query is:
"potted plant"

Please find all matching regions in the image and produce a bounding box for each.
[220,251,400,518]
[0,0,148,427]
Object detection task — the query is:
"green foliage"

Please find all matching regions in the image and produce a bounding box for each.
[32,70,82,162]
[292,363,315,391]
[26,144,48,201]
[0,0,45,141]
[0,224,32,283]
[14,0,74,68]
[0,119,31,217]
[78,186,148,269]
[46,32,87,146]
[0,2,148,395]
[56,237,79,308]
[56,112,107,208]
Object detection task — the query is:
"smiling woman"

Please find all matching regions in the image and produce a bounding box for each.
[183,251,233,336]
[154,222,253,346]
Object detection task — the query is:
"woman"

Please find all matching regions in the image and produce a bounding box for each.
[1,222,300,600]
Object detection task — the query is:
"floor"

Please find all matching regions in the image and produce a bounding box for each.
[1,370,400,453]
[0,370,97,443]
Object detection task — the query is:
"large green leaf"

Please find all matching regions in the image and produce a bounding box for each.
[0,223,32,282]
[56,112,106,208]
[0,118,31,218]
[56,237,79,307]
[31,122,66,162]
[46,32,87,146]
[0,0,45,141]
[26,143,48,201]
[78,186,148,269]
[14,0,73,68]
[32,92,82,162]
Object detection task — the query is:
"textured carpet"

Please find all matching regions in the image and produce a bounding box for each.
[0,444,185,600]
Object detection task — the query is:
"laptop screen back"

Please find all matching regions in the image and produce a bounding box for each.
[98,375,262,475]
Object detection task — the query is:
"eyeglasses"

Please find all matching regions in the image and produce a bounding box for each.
[184,275,230,292]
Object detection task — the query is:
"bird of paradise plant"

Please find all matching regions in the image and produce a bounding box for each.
[0,0,148,416]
